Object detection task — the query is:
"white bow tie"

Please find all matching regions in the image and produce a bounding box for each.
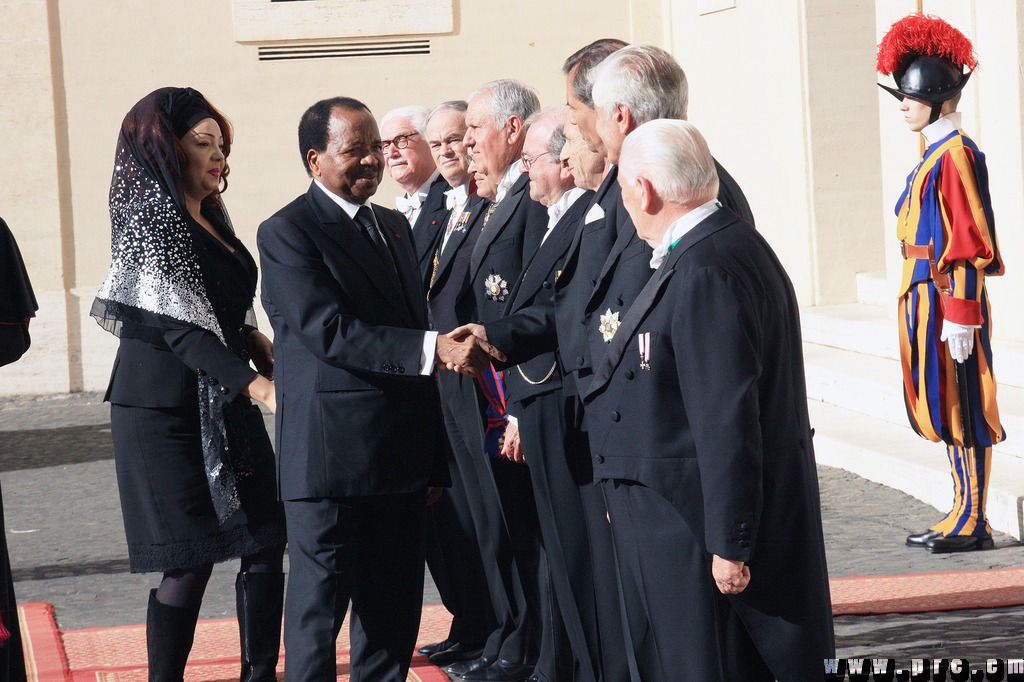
[445,192,460,211]
[396,193,424,214]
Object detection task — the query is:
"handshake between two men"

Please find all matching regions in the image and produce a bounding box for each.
[434,323,502,377]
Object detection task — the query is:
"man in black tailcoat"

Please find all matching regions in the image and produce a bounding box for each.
[583,119,834,682]
[379,105,451,279]
[498,107,594,682]
[440,79,549,682]
[453,39,756,682]
[416,100,499,667]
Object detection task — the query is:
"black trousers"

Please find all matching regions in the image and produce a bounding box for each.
[283,490,426,682]
[521,395,633,682]
[424,449,497,645]
[439,371,539,665]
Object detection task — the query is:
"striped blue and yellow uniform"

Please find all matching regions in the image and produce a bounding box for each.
[896,127,1004,538]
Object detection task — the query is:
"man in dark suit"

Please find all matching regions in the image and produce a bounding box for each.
[499,107,594,682]
[415,99,500,667]
[584,119,834,682]
[380,105,451,279]
[257,97,500,682]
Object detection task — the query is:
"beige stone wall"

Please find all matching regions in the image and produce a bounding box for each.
[6,0,1024,397]
[1,0,633,395]
[1,0,74,393]
[667,0,886,305]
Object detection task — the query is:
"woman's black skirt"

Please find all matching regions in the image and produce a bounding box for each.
[110,399,285,573]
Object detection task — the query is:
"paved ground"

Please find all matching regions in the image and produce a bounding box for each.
[1,391,1023,673]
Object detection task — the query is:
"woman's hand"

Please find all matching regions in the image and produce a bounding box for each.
[243,374,276,414]
[247,330,274,379]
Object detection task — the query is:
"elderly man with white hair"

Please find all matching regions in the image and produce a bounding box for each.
[590,42,752,224]
[380,105,450,278]
[440,79,549,682]
[582,119,835,682]
[499,106,593,682]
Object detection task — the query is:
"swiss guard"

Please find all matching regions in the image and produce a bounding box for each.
[877,13,1004,553]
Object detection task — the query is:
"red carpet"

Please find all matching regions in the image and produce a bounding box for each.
[17,602,452,682]
[830,566,1024,615]
[19,569,1024,679]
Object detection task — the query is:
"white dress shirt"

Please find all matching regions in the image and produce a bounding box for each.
[922,112,962,146]
[542,187,587,244]
[649,199,720,270]
[494,161,524,204]
[397,170,440,227]
[440,181,472,254]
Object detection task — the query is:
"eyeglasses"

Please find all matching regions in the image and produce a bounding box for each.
[520,151,551,170]
[381,132,420,151]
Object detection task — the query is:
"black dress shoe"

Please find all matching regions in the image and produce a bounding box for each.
[417,638,456,657]
[906,529,943,548]
[461,659,535,682]
[926,534,994,553]
[428,642,486,665]
[446,656,495,676]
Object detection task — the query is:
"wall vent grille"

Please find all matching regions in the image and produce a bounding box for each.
[258,39,430,61]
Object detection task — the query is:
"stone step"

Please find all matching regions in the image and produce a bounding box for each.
[809,398,1024,541]
[803,341,1024,459]
[801,303,1024,390]
[856,270,889,307]
[801,303,898,360]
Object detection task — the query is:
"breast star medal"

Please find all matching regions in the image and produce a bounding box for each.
[485,273,509,302]
[599,308,620,342]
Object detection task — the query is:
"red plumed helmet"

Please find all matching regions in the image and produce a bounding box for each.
[876,13,977,104]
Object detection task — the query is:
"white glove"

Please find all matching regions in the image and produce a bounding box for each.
[940,320,978,363]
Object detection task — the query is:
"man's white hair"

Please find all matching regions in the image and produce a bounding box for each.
[619,120,718,206]
[425,100,468,130]
[380,105,430,135]
[525,106,570,157]
[591,44,688,124]
[467,79,541,132]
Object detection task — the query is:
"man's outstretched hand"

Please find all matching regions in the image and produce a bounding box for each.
[436,330,506,377]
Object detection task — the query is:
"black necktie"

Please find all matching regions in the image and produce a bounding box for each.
[355,206,398,280]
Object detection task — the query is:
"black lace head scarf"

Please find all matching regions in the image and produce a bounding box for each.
[92,87,243,522]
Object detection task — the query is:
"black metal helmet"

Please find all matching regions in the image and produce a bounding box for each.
[878,53,972,104]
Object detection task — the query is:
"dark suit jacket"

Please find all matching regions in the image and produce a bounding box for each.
[469,173,548,325]
[0,218,36,367]
[257,182,446,500]
[502,190,593,406]
[583,208,834,676]
[427,193,489,334]
[412,174,452,282]
[486,161,751,398]
[484,168,626,397]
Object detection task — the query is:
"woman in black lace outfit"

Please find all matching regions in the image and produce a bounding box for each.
[93,88,285,681]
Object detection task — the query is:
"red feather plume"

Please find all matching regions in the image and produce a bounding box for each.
[876,13,978,75]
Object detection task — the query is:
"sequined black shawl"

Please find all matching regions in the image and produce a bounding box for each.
[92,87,247,522]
